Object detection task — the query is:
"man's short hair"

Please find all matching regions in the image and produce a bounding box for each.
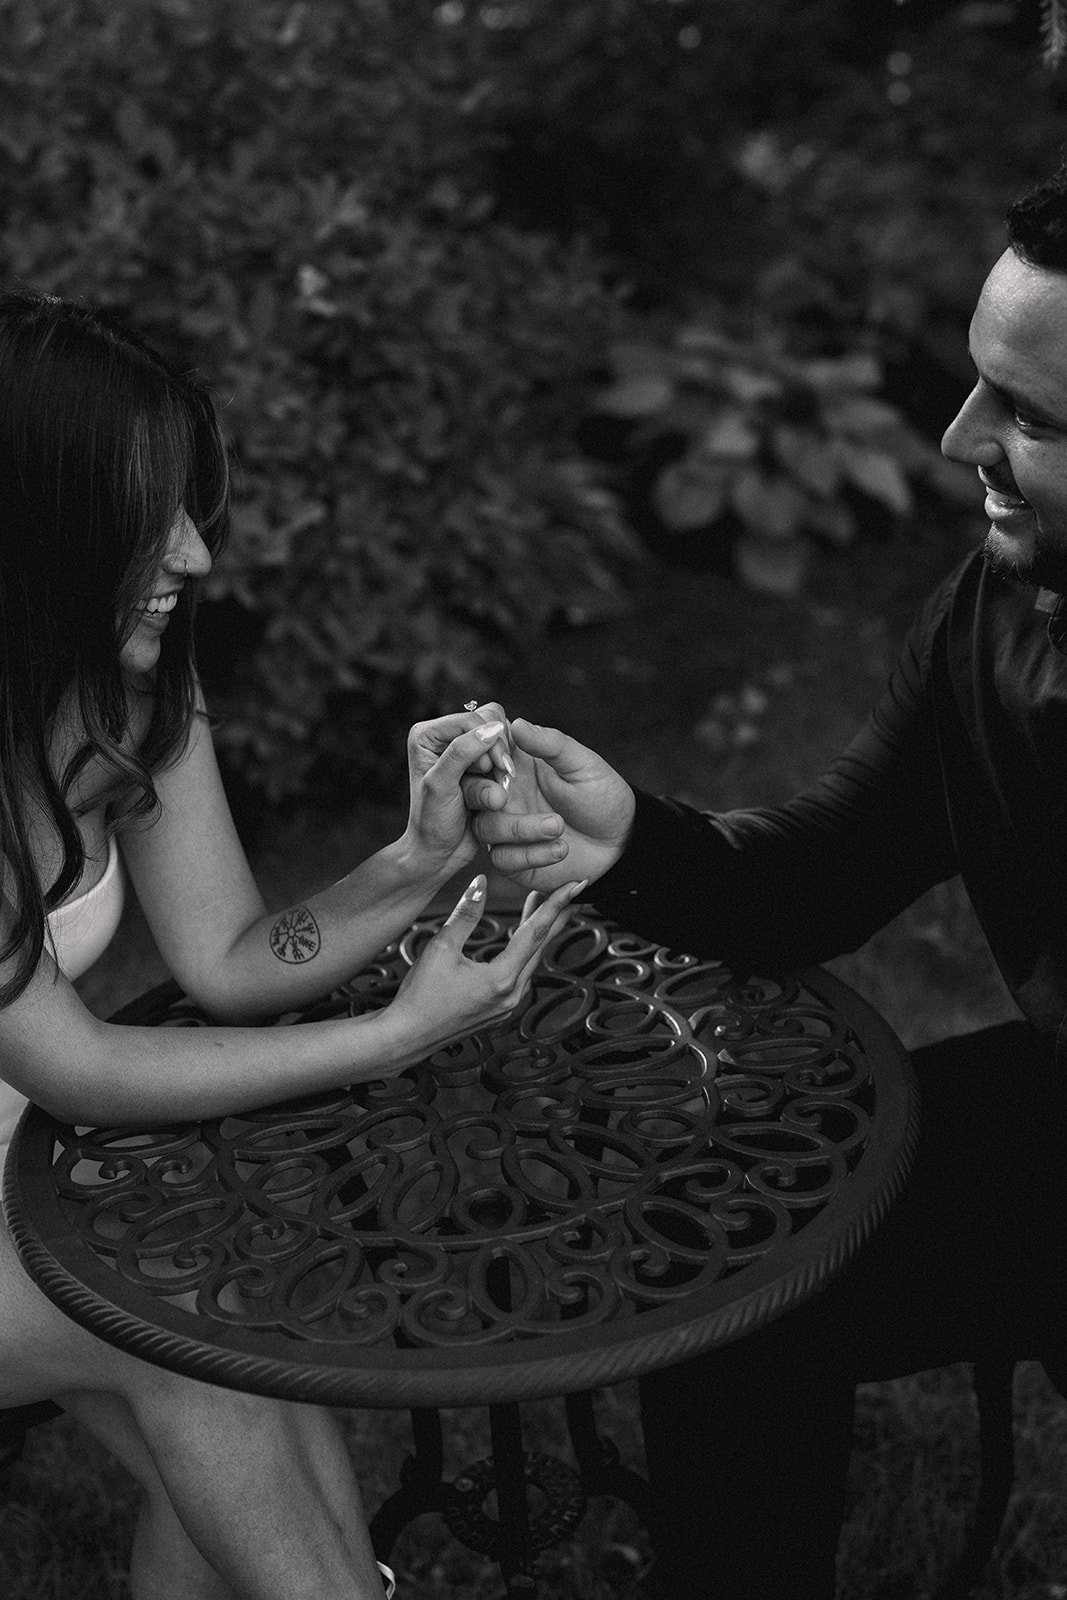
[1006,160,1067,269]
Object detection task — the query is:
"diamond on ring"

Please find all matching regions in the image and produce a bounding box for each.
[464,700,478,712]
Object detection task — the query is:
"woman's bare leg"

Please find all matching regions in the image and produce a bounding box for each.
[57,1387,236,1600]
[289,1401,384,1576]
[1,1223,386,1600]
[123,1370,385,1600]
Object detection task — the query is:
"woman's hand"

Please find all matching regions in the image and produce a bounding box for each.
[380,872,586,1067]
[399,702,516,873]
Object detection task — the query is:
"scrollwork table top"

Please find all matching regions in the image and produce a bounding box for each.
[3,909,918,1409]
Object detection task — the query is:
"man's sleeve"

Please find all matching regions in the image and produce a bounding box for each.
[591,591,960,971]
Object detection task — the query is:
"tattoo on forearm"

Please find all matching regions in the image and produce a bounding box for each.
[269,905,321,964]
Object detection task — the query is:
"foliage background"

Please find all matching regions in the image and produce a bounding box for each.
[3,0,1064,809]
[0,0,635,803]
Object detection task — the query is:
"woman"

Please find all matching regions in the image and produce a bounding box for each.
[0,289,583,1600]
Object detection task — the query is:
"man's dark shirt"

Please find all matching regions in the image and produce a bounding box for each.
[593,550,1067,1064]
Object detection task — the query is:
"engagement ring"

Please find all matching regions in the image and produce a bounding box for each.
[464,700,478,712]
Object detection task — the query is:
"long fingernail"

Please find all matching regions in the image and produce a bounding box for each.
[466,874,486,900]
[476,721,505,743]
[500,751,516,778]
[566,879,589,899]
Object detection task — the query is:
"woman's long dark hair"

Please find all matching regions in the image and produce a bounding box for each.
[0,290,230,1006]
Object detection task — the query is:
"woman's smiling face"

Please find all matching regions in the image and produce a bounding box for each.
[119,508,212,675]
[941,247,1067,592]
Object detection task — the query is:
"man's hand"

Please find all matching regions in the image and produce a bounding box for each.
[464,717,635,892]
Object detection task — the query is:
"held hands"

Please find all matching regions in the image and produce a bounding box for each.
[400,702,516,873]
[384,873,587,1066]
[465,717,636,892]
[381,706,632,1069]
[399,700,634,894]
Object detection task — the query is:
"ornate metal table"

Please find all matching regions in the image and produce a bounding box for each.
[3,908,918,1594]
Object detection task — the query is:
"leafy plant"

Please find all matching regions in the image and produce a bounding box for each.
[595,323,973,595]
[0,0,634,803]
[444,0,1062,451]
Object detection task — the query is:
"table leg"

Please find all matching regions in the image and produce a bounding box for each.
[488,1403,536,1595]
[929,1356,1016,1600]
[370,1395,649,1595]
[369,1407,446,1558]
[565,1390,652,1526]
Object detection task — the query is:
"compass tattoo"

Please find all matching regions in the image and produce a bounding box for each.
[269,905,321,964]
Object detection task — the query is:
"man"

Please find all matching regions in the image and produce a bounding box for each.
[466,165,1067,1597]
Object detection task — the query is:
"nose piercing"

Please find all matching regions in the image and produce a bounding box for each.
[181,555,188,576]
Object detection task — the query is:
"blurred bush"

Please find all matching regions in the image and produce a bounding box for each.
[434,0,862,303]
[593,325,975,595]
[728,7,1064,423]
[0,0,635,803]
[4,0,1064,797]
[452,0,1063,336]
[441,0,1062,586]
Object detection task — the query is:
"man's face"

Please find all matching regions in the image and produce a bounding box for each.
[942,248,1067,592]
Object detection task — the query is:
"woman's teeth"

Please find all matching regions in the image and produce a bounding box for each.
[143,593,177,614]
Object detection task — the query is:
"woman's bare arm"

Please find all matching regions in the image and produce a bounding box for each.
[119,703,515,1021]
[0,875,584,1125]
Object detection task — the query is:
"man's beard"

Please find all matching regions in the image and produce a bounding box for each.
[982,524,1067,594]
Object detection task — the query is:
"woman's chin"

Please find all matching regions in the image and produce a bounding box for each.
[119,629,163,675]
